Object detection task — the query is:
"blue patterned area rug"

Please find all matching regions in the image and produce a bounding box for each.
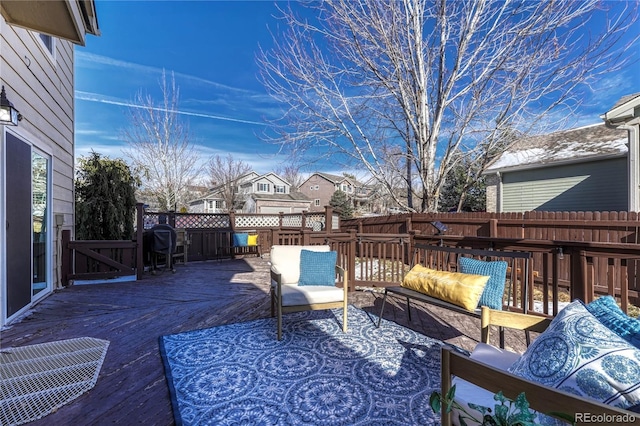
[159,305,444,425]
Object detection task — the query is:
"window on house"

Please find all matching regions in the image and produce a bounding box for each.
[315,185,319,190]
[215,200,224,209]
[310,185,314,191]
[315,199,321,206]
[275,185,285,193]
[38,33,54,56]
[258,183,270,192]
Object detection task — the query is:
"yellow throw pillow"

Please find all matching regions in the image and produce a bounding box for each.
[401,264,490,312]
[247,234,258,246]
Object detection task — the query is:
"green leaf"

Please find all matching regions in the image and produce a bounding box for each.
[429,391,442,413]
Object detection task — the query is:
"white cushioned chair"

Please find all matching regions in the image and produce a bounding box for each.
[270,245,348,340]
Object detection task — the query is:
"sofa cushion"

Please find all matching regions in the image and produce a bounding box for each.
[508,300,640,409]
[247,234,258,246]
[298,250,337,286]
[270,245,330,284]
[401,264,489,312]
[586,296,640,349]
[458,257,508,310]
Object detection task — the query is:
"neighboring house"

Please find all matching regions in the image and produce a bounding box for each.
[190,171,311,214]
[1,1,100,326]
[484,123,628,213]
[189,171,258,213]
[601,93,640,212]
[299,172,375,214]
[239,172,310,214]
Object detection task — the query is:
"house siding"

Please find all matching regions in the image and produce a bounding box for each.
[300,174,337,212]
[501,158,628,212]
[1,20,76,323]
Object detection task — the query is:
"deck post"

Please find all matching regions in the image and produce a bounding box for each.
[136,203,144,280]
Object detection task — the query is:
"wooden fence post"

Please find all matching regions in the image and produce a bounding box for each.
[570,249,589,302]
[61,229,71,286]
[348,229,357,291]
[229,211,236,230]
[136,203,144,280]
[301,211,307,229]
[489,219,498,238]
[324,206,333,232]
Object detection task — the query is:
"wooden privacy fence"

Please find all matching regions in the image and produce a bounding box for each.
[341,211,640,243]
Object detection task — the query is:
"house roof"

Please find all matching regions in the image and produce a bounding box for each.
[485,123,628,173]
[250,192,310,202]
[1,0,100,45]
[601,92,640,124]
[302,172,360,186]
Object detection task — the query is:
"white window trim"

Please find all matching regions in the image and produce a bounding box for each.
[33,32,56,64]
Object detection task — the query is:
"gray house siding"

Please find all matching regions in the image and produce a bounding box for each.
[502,158,628,212]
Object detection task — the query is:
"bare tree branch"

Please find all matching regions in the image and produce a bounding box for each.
[258,0,636,212]
[207,154,252,212]
[121,70,203,211]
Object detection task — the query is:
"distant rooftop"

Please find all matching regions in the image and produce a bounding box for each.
[486,123,627,173]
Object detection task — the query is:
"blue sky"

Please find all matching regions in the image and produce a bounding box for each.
[75,0,640,178]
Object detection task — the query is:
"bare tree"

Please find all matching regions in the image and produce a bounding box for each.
[275,164,306,191]
[122,71,202,211]
[258,0,636,212]
[207,154,252,212]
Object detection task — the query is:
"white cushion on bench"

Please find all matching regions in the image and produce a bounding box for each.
[450,343,521,425]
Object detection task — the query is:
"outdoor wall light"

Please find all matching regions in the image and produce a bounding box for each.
[0,86,23,126]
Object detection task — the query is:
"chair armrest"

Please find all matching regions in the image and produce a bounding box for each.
[440,347,638,425]
[270,267,282,284]
[336,265,347,296]
[480,306,552,345]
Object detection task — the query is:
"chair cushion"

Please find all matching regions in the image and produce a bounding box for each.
[458,257,508,310]
[586,296,640,349]
[280,285,345,306]
[298,250,337,286]
[508,300,640,409]
[232,233,248,247]
[401,264,489,312]
[450,344,521,425]
[270,245,330,284]
[247,234,258,246]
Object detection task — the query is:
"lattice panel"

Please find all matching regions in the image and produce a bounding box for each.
[235,215,280,228]
[332,214,341,230]
[304,214,324,229]
[176,214,230,228]
[282,215,302,227]
[143,214,159,229]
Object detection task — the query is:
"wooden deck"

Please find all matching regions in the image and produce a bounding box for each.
[1,257,530,425]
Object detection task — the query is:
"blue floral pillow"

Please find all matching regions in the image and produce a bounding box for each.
[508,300,640,410]
[298,250,337,286]
[458,257,508,310]
[586,296,640,349]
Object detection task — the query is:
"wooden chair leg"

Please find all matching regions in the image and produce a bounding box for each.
[343,304,347,332]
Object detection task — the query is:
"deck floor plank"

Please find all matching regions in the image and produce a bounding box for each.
[0,257,527,425]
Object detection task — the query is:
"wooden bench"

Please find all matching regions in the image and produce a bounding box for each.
[230,231,261,257]
[440,307,639,425]
[377,244,533,347]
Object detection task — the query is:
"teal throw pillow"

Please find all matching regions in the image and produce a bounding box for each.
[586,295,640,349]
[508,300,640,411]
[232,233,248,247]
[458,257,507,310]
[298,250,337,286]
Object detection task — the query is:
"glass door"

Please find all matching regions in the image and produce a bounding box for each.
[32,151,50,297]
